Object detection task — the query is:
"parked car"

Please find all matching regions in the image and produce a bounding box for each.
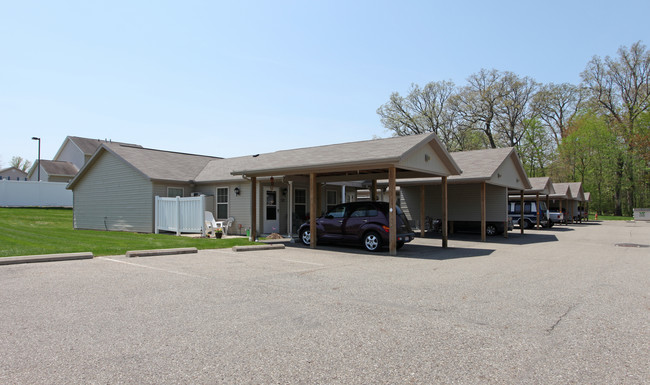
[548,210,564,225]
[298,202,415,252]
[508,200,551,228]
[450,219,512,236]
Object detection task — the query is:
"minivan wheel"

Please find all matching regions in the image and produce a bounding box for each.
[486,224,497,236]
[523,219,532,229]
[363,232,382,252]
[300,229,310,245]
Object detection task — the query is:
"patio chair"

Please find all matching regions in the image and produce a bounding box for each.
[222,217,235,235]
[204,211,224,237]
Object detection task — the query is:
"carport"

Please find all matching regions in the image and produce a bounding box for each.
[382,147,531,241]
[509,176,556,229]
[231,133,462,255]
[550,183,574,223]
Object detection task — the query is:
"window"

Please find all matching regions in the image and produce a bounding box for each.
[167,187,184,197]
[326,190,338,212]
[217,187,228,219]
[350,204,378,218]
[294,189,307,220]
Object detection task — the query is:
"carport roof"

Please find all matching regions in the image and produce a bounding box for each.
[382,147,531,190]
[520,176,555,195]
[550,183,573,200]
[229,133,462,180]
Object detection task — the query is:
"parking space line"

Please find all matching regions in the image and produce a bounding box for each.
[100,257,209,279]
[281,259,325,266]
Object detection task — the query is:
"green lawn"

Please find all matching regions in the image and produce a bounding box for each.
[590,213,633,221]
[0,208,259,257]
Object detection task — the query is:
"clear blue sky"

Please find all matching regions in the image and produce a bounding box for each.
[1,0,647,166]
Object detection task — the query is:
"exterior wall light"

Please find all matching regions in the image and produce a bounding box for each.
[234,187,240,196]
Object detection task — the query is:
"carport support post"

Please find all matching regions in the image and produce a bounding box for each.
[371,180,377,201]
[419,185,425,238]
[504,188,508,239]
[520,190,525,235]
[536,193,540,229]
[310,173,317,248]
[442,176,448,248]
[250,177,257,241]
[480,182,486,242]
[388,167,397,256]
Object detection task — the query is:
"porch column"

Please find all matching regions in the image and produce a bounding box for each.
[520,190,525,235]
[250,177,257,241]
[371,180,377,201]
[546,195,550,225]
[310,173,317,248]
[559,200,563,224]
[480,182,486,242]
[442,176,448,248]
[420,185,425,238]
[504,187,508,238]
[569,200,574,224]
[536,192,540,229]
[287,181,293,238]
[388,166,397,256]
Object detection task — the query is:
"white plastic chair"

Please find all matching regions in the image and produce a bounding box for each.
[204,211,224,237]
[222,217,235,235]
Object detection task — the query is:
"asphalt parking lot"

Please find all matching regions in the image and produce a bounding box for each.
[1,221,648,384]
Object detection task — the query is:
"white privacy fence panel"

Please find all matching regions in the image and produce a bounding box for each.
[155,195,205,235]
[0,180,73,207]
[633,208,650,221]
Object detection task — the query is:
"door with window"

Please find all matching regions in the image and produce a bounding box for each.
[263,187,280,233]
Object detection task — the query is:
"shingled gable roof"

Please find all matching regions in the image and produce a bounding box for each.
[54,136,142,160]
[527,177,555,195]
[38,160,79,177]
[551,183,573,200]
[68,143,221,188]
[228,133,461,179]
[384,147,531,190]
[567,182,585,201]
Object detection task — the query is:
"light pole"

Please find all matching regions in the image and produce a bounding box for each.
[31,137,41,181]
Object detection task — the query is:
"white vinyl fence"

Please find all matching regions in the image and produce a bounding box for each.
[155,195,206,235]
[0,180,73,207]
[633,208,650,221]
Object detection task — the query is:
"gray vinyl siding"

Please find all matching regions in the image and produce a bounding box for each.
[57,141,85,169]
[401,184,507,225]
[73,151,154,232]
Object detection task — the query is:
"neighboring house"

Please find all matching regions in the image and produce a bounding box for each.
[28,160,79,183]
[27,136,141,182]
[0,167,28,181]
[68,134,461,236]
[379,147,531,240]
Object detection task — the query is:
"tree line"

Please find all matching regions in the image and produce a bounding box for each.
[377,41,650,216]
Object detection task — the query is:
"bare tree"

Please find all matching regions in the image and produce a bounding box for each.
[377,80,456,148]
[496,72,538,147]
[449,69,505,148]
[532,83,584,146]
[10,156,32,172]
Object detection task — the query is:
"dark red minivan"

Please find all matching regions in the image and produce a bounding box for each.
[298,202,415,252]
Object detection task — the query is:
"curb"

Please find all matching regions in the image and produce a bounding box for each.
[232,244,286,252]
[0,252,94,266]
[126,247,198,258]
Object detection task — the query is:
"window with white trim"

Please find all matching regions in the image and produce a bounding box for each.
[167,187,184,197]
[217,187,228,219]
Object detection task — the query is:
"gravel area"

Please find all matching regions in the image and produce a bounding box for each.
[1,220,648,384]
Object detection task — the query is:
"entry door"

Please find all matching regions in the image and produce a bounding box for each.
[264,188,280,233]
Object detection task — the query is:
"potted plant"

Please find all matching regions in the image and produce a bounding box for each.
[214,229,223,239]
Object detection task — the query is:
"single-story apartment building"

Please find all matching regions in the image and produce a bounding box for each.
[67,133,462,253]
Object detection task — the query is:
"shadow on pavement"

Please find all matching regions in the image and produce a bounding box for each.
[285,240,495,260]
